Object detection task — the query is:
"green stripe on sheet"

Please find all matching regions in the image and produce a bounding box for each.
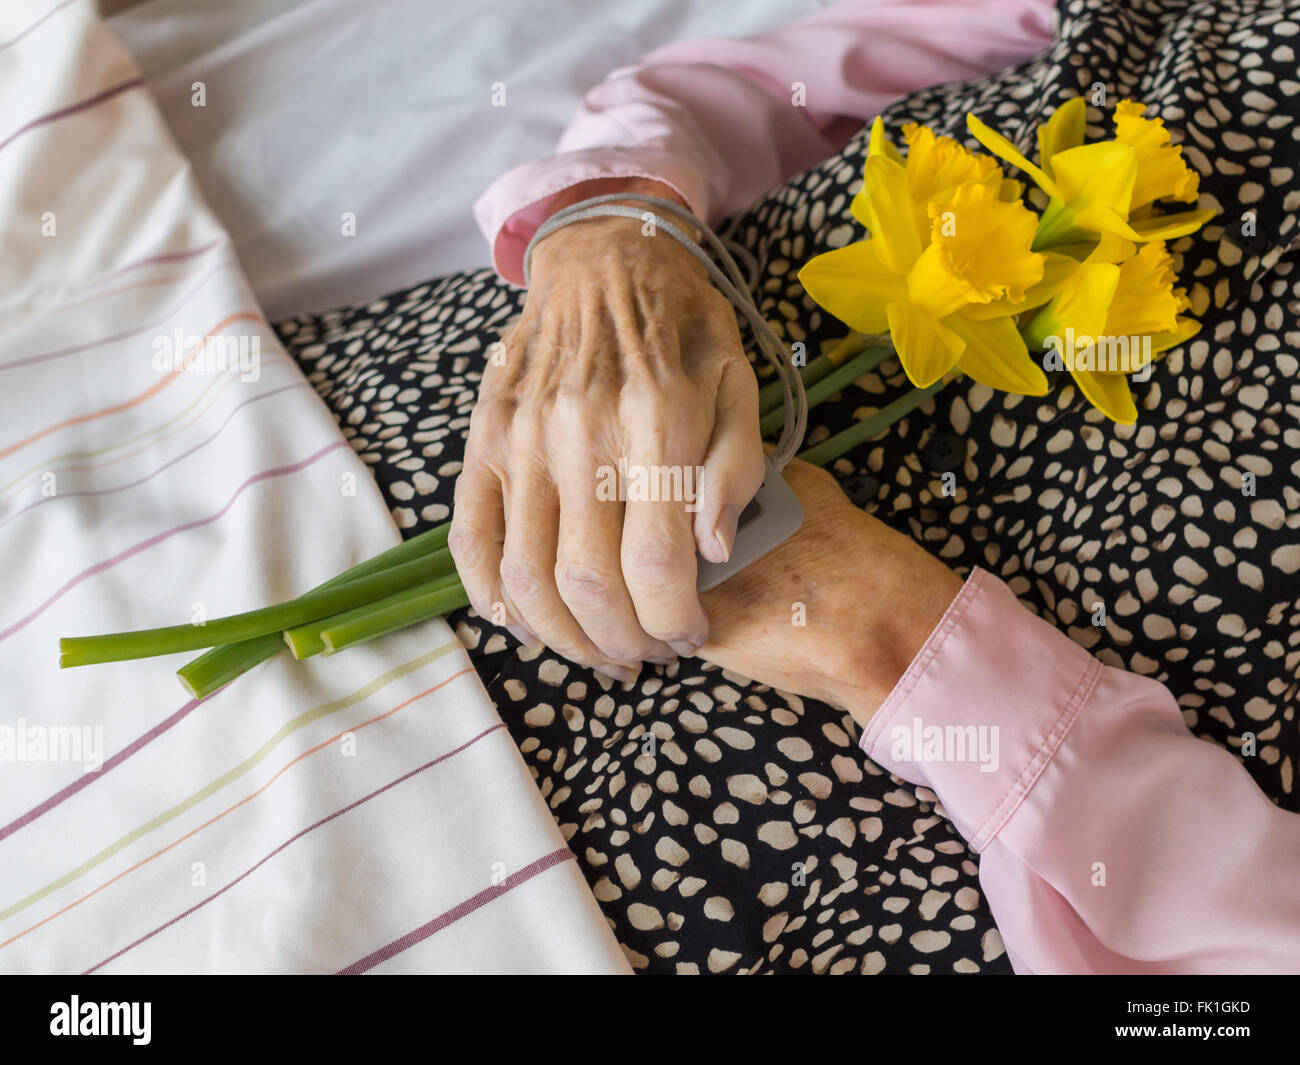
[0,639,462,925]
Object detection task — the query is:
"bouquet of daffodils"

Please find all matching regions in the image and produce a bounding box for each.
[60,98,1212,695]
[798,98,1213,425]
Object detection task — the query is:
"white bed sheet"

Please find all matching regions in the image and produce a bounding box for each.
[109,0,829,321]
[0,0,628,973]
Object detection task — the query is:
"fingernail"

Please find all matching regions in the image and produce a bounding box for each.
[595,664,638,685]
[506,624,537,647]
[712,502,739,564]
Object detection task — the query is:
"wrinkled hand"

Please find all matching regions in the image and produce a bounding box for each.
[700,460,964,727]
[451,182,765,683]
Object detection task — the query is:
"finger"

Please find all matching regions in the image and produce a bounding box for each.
[448,455,516,635]
[692,356,766,564]
[552,425,676,665]
[500,455,641,685]
[620,393,712,657]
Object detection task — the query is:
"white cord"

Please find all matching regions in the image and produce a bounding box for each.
[522,193,808,472]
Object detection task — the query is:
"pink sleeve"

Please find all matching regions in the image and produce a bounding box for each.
[860,567,1300,974]
[475,0,1056,284]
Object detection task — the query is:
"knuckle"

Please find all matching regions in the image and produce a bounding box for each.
[622,535,688,585]
[555,563,618,615]
[499,556,544,599]
[468,392,515,431]
[548,400,605,450]
[446,525,485,569]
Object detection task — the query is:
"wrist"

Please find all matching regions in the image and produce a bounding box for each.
[543,176,699,240]
[528,199,709,288]
[826,538,965,730]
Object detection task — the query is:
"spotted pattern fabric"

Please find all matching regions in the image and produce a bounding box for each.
[275,0,1299,973]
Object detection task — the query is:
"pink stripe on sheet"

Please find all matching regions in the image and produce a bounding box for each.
[79,238,227,293]
[0,697,202,846]
[83,724,508,974]
[0,0,80,52]
[0,77,143,156]
[0,439,346,645]
[338,846,578,975]
[0,257,236,372]
[0,381,306,529]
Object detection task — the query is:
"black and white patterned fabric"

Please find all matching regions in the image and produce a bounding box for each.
[276,0,1299,973]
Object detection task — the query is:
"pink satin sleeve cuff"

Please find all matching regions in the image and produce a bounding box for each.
[863,567,1300,974]
[474,0,1057,284]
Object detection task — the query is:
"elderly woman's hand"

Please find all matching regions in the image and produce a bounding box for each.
[450,179,766,682]
[700,460,964,727]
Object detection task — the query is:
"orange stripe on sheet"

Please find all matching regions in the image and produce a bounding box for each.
[0,666,477,952]
[0,311,265,462]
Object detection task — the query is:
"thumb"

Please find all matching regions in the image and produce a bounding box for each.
[693,357,766,564]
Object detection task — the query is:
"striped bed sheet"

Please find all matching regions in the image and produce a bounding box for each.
[0,0,629,974]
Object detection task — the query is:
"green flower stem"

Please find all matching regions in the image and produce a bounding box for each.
[284,571,464,659]
[175,523,452,697]
[756,332,871,415]
[759,346,891,437]
[319,580,471,656]
[797,377,951,468]
[176,632,285,699]
[61,550,453,668]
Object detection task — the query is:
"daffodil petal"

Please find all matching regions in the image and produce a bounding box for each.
[1084,232,1136,264]
[966,113,1060,199]
[1149,315,1201,353]
[1038,97,1087,175]
[1072,203,1141,241]
[1023,261,1120,351]
[797,241,905,334]
[999,177,1025,202]
[946,314,1048,395]
[1044,241,1102,259]
[1126,208,1217,241]
[1070,366,1138,423]
[1048,141,1137,217]
[886,302,964,388]
[853,118,907,227]
[867,116,904,164]
[850,155,924,274]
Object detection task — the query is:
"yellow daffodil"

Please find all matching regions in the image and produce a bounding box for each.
[801,130,1049,393]
[967,99,1214,250]
[1022,239,1198,423]
[799,104,1209,424]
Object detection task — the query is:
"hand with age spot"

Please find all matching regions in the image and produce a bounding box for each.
[450,178,766,684]
[699,460,964,728]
